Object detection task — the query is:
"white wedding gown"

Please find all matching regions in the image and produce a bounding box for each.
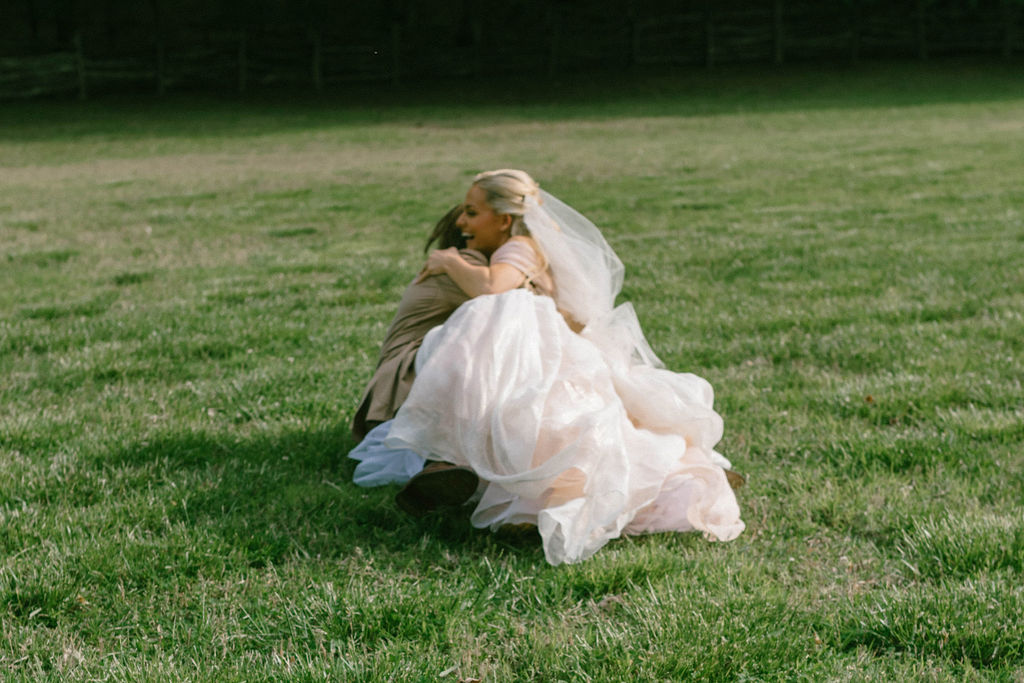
[380,288,745,565]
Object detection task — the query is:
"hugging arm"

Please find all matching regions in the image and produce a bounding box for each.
[417,247,526,297]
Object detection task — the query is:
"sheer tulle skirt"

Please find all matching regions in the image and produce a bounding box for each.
[380,289,744,564]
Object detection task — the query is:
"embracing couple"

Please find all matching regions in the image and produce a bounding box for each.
[349,169,744,565]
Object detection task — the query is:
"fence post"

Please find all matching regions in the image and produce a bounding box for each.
[237,29,247,93]
[472,18,483,77]
[151,0,166,96]
[74,30,87,100]
[773,0,785,64]
[626,0,639,69]
[705,2,716,68]
[391,22,402,85]
[547,5,561,79]
[848,1,861,62]
[1002,0,1016,58]
[26,0,40,43]
[156,35,166,95]
[310,28,323,92]
[916,0,929,60]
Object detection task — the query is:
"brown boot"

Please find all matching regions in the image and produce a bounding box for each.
[395,461,479,516]
[725,469,746,490]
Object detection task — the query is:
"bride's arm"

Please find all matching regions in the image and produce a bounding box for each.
[417,247,525,297]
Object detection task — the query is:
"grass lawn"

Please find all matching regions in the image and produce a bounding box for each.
[2,59,1023,681]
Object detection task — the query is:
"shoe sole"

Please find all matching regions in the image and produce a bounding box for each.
[395,466,479,516]
[725,469,746,490]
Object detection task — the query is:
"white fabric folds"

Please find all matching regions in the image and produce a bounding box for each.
[385,289,744,565]
[362,189,744,564]
[349,421,425,486]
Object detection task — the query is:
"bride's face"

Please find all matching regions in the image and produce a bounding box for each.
[456,184,511,256]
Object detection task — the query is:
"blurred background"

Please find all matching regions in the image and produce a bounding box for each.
[1,0,1021,100]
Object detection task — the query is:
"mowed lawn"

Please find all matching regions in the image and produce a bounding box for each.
[2,61,1023,680]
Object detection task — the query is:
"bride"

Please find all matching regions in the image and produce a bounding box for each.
[354,169,744,565]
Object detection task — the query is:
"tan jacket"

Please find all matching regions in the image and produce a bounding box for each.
[351,249,487,441]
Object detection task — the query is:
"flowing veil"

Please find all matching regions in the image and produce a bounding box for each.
[523,190,665,370]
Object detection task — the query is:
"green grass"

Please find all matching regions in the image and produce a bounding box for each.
[2,59,1023,680]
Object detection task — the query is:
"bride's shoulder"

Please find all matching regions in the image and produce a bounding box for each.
[494,236,542,266]
[501,235,541,255]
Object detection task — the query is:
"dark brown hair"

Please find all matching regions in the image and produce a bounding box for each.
[424,203,465,252]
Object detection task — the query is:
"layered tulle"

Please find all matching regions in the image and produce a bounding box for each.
[384,289,744,565]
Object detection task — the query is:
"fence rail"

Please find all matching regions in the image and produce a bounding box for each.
[1,1,1020,101]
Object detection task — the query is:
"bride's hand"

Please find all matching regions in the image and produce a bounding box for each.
[415,247,460,283]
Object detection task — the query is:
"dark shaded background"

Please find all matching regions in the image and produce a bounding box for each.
[1,0,1021,99]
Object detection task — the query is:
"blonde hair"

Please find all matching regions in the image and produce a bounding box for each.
[472,169,540,237]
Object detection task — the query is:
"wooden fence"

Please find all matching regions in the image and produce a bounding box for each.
[1,1,1020,101]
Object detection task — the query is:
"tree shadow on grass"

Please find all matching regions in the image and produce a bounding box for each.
[101,423,545,569]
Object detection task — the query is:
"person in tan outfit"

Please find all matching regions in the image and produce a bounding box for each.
[350,205,486,442]
[351,173,556,515]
